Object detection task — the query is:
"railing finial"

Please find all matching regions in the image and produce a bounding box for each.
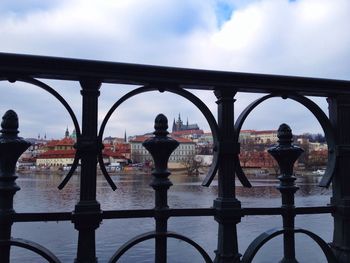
[143,114,179,177]
[1,109,19,136]
[0,110,31,262]
[154,113,169,137]
[268,123,303,263]
[277,123,292,145]
[269,123,303,176]
[143,114,179,262]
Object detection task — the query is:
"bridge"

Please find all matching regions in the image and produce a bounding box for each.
[0,52,350,262]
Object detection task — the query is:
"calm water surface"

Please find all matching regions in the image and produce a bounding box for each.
[11,172,332,262]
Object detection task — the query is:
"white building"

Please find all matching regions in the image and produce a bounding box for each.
[252,130,278,144]
[239,130,254,143]
[129,135,196,164]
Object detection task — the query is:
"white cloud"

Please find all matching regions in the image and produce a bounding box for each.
[0,0,217,64]
[193,0,350,78]
[0,0,349,138]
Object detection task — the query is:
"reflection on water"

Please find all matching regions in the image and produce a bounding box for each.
[11,172,332,262]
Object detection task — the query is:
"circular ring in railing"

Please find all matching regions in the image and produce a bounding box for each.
[2,77,81,139]
[1,77,82,189]
[108,230,213,263]
[97,84,220,188]
[234,93,335,187]
[0,238,61,263]
[241,227,337,263]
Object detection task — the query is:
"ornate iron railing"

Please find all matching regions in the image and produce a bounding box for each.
[1,52,350,262]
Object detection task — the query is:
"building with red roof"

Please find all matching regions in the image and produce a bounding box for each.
[36,130,131,167]
[102,142,131,164]
[36,137,76,167]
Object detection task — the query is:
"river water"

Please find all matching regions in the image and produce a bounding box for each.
[11,172,332,263]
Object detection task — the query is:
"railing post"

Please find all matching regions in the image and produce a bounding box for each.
[143,114,179,263]
[213,88,241,263]
[0,110,31,262]
[74,79,102,263]
[268,124,303,263]
[328,96,350,262]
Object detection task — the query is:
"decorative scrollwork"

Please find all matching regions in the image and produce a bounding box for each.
[0,77,82,189]
[97,84,220,189]
[241,227,337,263]
[108,231,213,263]
[234,93,335,187]
[0,238,61,263]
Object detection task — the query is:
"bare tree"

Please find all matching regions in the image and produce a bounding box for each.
[239,150,252,168]
[181,154,203,176]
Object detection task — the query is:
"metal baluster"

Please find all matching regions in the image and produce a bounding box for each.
[268,123,303,263]
[213,89,241,263]
[328,96,350,262]
[0,110,31,262]
[74,79,102,263]
[143,114,179,263]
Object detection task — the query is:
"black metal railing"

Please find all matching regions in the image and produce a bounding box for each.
[0,52,350,262]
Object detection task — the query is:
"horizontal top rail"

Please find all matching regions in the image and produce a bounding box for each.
[0,52,350,96]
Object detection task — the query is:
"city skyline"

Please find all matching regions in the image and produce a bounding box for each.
[1,0,349,138]
[27,122,326,141]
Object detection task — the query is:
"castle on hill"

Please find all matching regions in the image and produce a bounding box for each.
[172,114,199,133]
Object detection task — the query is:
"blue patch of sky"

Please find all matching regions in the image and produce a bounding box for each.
[0,0,59,15]
[136,5,208,39]
[215,1,234,27]
[169,9,203,35]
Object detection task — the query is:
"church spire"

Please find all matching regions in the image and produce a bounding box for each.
[65,127,69,138]
[124,130,127,142]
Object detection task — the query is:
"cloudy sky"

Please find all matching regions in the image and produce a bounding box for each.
[1,0,350,139]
